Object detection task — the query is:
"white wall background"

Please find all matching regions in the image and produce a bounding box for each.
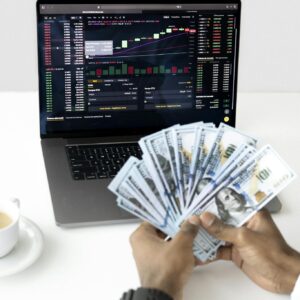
[0,0,299,92]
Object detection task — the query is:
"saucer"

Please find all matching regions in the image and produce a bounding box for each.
[0,216,44,277]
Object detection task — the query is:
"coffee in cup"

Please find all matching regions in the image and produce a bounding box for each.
[0,212,13,229]
[0,198,20,258]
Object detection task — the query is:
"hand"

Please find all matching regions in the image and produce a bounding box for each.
[195,210,300,294]
[130,220,199,300]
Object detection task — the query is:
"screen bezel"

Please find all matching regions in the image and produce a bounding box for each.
[37,0,241,138]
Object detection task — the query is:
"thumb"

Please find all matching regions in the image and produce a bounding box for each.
[172,216,200,248]
[200,212,239,244]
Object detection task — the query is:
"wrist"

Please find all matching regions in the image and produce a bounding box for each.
[120,288,173,300]
[276,248,300,294]
[141,274,182,300]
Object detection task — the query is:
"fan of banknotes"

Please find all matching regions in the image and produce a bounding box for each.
[108,122,296,262]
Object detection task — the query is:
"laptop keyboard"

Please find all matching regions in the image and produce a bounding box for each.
[66,143,142,180]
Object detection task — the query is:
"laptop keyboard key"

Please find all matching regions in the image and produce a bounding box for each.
[87,155,96,160]
[66,143,142,181]
[71,161,90,168]
[73,174,85,180]
[86,173,97,180]
[97,172,108,179]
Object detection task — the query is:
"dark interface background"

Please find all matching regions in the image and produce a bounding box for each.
[38,4,240,136]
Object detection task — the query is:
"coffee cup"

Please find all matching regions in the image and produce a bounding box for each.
[0,198,20,258]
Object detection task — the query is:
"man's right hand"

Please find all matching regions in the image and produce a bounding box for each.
[193,210,300,294]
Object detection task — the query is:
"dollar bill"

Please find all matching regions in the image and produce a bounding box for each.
[139,131,182,217]
[173,125,199,207]
[133,160,169,217]
[125,174,166,223]
[116,197,152,222]
[110,157,177,232]
[114,181,161,225]
[132,161,178,229]
[163,126,184,209]
[185,144,257,216]
[108,156,139,195]
[190,123,257,201]
[191,145,296,258]
[117,197,175,237]
[139,135,176,212]
[196,145,297,227]
[188,126,218,199]
[108,158,162,223]
[185,146,257,253]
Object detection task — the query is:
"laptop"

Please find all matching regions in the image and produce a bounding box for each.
[36,0,243,227]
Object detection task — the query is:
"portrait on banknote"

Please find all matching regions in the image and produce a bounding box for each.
[207,187,254,226]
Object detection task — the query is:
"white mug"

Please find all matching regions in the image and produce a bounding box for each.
[0,198,20,258]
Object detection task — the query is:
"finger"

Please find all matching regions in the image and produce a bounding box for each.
[246,209,269,228]
[172,216,200,248]
[246,210,284,238]
[199,212,240,244]
[130,222,161,246]
[139,222,158,234]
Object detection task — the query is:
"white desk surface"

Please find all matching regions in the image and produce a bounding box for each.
[0,92,299,300]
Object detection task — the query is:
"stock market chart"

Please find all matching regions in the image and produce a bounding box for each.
[38,4,240,135]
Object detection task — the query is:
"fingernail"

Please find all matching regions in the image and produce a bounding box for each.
[188,215,200,226]
[200,213,215,227]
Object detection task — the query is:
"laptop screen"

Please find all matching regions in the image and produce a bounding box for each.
[37,2,241,137]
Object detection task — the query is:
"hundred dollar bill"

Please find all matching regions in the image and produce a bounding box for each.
[131,162,178,228]
[110,157,177,231]
[185,122,215,129]
[108,156,139,195]
[186,144,257,215]
[196,145,297,227]
[203,123,216,128]
[133,160,169,217]
[125,173,166,223]
[194,226,224,251]
[138,133,174,207]
[116,197,154,224]
[173,125,199,206]
[108,158,163,223]
[175,123,214,200]
[141,154,178,223]
[181,146,258,255]
[139,132,181,217]
[190,124,257,201]
[191,145,296,261]
[117,197,175,237]
[188,126,205,196]
[124,179,177,235]
[194,248,218,262]
[188,126,218,198]
[163,126,184,208]
[214,144,256,181]
[139,139,225,257]
[112,179,161,226]
[169,216,223,261]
